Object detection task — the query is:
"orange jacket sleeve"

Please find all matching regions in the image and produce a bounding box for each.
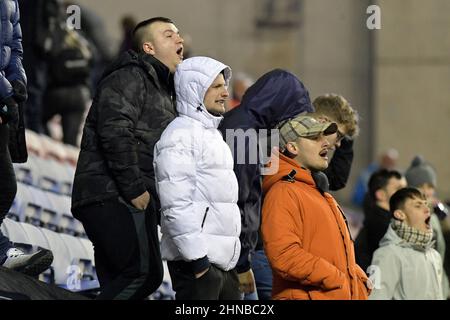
[261,184,346,291]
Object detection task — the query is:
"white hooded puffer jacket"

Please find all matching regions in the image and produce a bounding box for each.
[154,57,241,271]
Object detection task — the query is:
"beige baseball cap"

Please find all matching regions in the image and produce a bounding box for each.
[277,115,338,150]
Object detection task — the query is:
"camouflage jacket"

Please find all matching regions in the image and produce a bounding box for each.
[71,50,176,210]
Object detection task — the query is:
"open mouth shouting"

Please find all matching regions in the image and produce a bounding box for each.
[319,148,329,161]
[176,47,184,60]
[425,216,431,229]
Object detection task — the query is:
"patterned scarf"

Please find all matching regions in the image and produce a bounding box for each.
[391,219,433,250]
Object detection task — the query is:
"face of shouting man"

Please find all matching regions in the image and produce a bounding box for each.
[280,116,337,172]
[290,133,332,172]
[141,21,184,73]
[393,195,432,233]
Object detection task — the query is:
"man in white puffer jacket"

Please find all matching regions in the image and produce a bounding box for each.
[154,56,241,300]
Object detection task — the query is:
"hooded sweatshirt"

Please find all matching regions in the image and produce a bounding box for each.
[261,152,369,300]
[154,57,241,273]
[369,223,443,300]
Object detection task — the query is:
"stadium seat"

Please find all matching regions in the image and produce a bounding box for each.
[39,228,72,286]
[58,234,98,292]
[25,186,57,229]
[8,182,31,222]
[1,219,34,254]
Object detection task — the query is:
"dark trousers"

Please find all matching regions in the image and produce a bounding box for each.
[73,197,163,300]
[0,125,16,263]
[168,261,241,300]
[23,51,47,134]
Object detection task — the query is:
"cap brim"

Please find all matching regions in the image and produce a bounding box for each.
[302,122,337,137]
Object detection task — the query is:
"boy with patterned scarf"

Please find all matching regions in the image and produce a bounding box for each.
[369,188,444,299]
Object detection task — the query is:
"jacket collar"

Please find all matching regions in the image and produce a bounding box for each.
[137,51,174,93]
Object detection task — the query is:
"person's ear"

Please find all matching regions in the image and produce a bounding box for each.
[393,209,406,221]
[285,142,298,155]
[142,42,155,55]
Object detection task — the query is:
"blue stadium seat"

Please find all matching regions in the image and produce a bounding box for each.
[8,182,32,222]
[58,234,98,292]
[60,163,76,196]
[33,157,62,193]
[26,186,57,229]
[39,228,72,286]
[1,219,35,254]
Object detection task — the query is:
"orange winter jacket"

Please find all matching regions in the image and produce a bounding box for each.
[261,153,369,300]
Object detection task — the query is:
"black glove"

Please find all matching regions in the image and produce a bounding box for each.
[11,80,27,103]
[0,96,19,125]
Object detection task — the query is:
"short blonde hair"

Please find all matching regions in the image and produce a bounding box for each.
[312,94,359,138]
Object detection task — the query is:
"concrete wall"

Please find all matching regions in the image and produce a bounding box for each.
[295,0,372,204]
[374,0,450,200]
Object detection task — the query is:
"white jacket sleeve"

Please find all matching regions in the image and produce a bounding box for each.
[154,135,208,262]
[368,246,401,300]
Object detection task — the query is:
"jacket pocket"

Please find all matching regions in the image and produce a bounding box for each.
[201,207,209,230]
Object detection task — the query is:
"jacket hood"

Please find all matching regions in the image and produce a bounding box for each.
[379,223,435,251]
[175,56,231,129]
[262,151,315,193]
[236,69,314,129]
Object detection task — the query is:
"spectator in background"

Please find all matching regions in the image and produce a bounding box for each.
[354,169,407,272]
[71,17,184,299]
[352,148,399,207]
[445,199,450,281]
[312,94,360,191]
[261,115,369,300]
[369,188,444,300]
[227,72,253,111]
[66,1,116,93]
[118,15,137,54]
[0,0,54,276]
[154,57,241,300]
[18,0,61,133]
[405,155,449,298]
[42,23,92,146]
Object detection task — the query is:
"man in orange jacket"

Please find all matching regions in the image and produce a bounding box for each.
[261,115,370,300]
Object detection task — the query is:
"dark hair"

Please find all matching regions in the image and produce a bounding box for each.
[132,17,174,52]
[368,169,403,200]
[389,187,425,215]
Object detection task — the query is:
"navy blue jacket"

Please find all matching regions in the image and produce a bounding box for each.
[219,69,314,273]
[0,0,26,100]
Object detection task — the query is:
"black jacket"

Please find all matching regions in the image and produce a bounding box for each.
[354,197,392,272]
[324,138,354,191]
[72,50,176,210]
